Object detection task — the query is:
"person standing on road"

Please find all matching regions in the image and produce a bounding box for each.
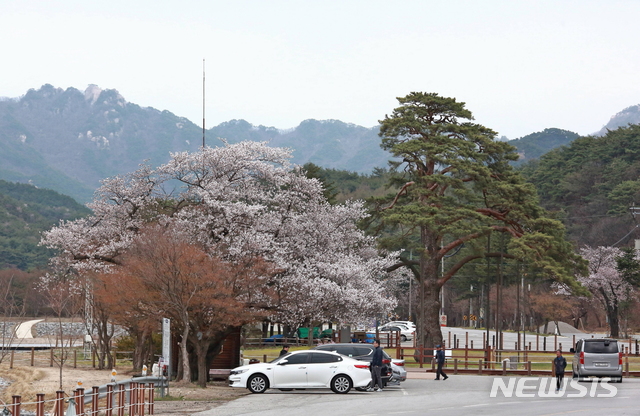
[553,349,567,391]
[435,344,448,380]
[368,339,384,392]
[279,344,290,357]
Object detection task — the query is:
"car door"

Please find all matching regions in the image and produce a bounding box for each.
[572,340,582,373]
[307,352,342,387]
[273,352,310,388]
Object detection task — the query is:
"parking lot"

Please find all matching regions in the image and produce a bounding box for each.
[197,374,640,416]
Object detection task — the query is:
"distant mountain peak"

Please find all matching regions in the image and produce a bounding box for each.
[84,84,102,104]
[595,104,640,136]
[84,84,127,107]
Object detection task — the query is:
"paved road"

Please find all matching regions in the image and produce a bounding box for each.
[196,375,640,416]
[440,327,599,350]
[13,319,43,339]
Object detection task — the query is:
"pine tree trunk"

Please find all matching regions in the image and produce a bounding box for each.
[422,276,443,349]
[418,228,444,351]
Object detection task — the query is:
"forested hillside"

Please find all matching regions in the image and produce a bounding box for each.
[508,128,579,165]
[0,180,90,270]
[303,163,392,203]
[521,124,640,247]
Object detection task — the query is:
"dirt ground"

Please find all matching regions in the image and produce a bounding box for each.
[0,365,248,415]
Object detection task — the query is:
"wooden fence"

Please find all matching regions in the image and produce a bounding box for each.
[6,349,135,370]
[4,381,158,416]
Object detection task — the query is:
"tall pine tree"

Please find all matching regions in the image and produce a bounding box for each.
[372,92,586,348]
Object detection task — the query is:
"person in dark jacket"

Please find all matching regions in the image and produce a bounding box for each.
[553,349,567,391]
[368,339,384,392]
[279,344,290,357]
[435,344,448,380]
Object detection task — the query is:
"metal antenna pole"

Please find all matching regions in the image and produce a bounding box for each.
[202,58,206,149]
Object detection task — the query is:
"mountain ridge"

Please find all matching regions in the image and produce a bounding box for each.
[0,85,390,202]
[1,84,637,204]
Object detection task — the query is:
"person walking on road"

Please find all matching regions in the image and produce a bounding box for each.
[368,339,384,392]
[435,344,448,380]
[553,349,567,391]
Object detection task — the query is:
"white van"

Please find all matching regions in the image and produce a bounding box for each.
[570,338,622,383]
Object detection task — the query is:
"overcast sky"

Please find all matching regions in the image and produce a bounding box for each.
[2,0,639,139]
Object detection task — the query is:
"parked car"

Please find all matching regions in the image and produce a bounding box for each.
[313,343,395,386]
[390,358,407,383]
[262,334,284,344]
[369,324,414,342]
[228,349,372,394]
[385,321,416,330]
[570,338,623,382]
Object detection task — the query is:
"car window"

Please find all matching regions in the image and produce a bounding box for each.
[338,346,357,357]
[321,345,355,357]
[353,346,373,357]
[584,341,618,353]
[270,354,287,363]
[284,353,310,364]
[310,352,342,363]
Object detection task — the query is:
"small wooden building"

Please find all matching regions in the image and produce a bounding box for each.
[208,328,242,379]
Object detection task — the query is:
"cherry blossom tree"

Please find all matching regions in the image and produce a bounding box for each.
[575,246,637,338]
[37,263,84,389]
[42,141,397,379]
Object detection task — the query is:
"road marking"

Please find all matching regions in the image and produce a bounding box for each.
[462,403,489,407]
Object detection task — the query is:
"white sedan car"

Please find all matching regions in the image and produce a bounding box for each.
[369,323,414,342]
[229,350,372,394]
[385,321,416,330]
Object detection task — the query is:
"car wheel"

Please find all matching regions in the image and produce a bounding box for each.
[401,335,407,342]
[330,375,352,394]
[617,377,623,383]
[247,374,269,393]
